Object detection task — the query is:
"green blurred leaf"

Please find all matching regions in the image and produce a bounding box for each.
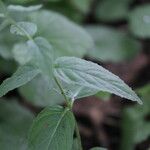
[95,91,111,101]
[0,99,34,150]
[19,74,63,107]
[71,0,92,13]
[54,57,142,104]
[28,10,93,57]
[0,64,40,97]
[10,21,37,37]
[28,106,75,150]
[95,0,131,22]
[86,26,140,62]
[121,84,150,150]
[129,4,150,38]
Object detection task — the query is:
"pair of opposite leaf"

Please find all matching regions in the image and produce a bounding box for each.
[0,3,142,150]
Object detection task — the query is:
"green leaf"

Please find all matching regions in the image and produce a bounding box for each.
[120,84,150,150]
[28,106,75,150]
[54,57,142,104]
[129,4,150,38]
[95,91,111,101]
[28,10,93,57]
[10,21,37,37]
[7,4,42,12]
[71,0,92,13]
[72,138,80,150]
[0,99,34,150]
[86,26,140,62]
[95,0,131,22]
[90,147,107,150]
[0,13,4,18]
[0,64,40,97]
[19,74,63,107]
[13,42,33,65]
[13,37,53,80]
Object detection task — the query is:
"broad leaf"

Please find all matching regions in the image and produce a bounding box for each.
[28,10,93,57]
[28,106,75,150]
[129,4,150,38]
[86,26,140,62]
[0,99,34,150]
[0,64,40,97]
[54,57,142,104]
[7,4,42,12]
[10,21,37,37]
[19,74,63,107]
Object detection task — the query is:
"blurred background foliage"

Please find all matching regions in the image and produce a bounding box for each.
[0,0,150,150]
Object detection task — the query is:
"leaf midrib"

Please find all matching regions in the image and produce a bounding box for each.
[47,108,69,150]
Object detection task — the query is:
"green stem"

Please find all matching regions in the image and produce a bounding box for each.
[75,121,83,150]
[54,76,72,109]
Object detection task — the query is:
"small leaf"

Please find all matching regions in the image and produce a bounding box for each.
[129,4,150,38]
[0,64,40,97]
[28,106,75,150]
[7,4,42,12]
[54,57,142,104]
[10,21,37,37]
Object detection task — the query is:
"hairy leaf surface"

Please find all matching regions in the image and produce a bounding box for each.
[54,57,142,104]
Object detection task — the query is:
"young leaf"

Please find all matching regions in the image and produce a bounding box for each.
[0,99,34,150]
[0,64,40,97]
[28,10,93,57]
[54,57,142,104]
[129,4,150,38]
[28,106,75,150]
[7,4,42,12]
[10,21,37,37]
